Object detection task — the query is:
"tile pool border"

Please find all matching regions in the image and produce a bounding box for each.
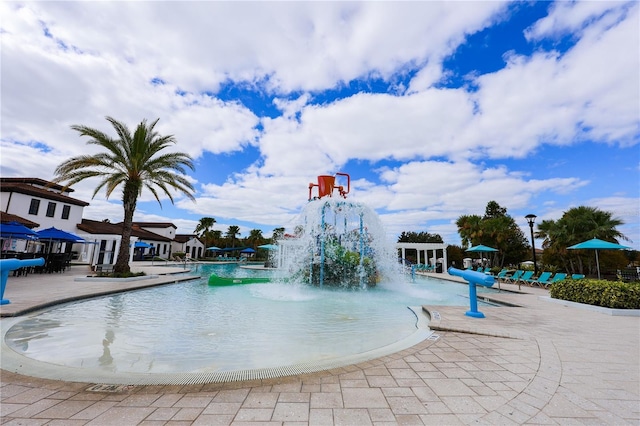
[0,307,434,386]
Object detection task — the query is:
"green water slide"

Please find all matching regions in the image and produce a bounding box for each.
[208,274,272,286]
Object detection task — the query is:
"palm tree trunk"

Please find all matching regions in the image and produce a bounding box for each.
[114,185,138,274]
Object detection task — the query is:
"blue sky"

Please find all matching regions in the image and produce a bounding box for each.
[1,1,638,249]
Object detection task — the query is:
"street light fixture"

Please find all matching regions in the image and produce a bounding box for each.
[525,214,538,276]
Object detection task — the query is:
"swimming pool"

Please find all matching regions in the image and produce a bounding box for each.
[1,264,498,384]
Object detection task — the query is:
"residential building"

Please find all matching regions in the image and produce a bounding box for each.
[173,234,204,259]
[2,178,183,268]
[131,222,176,259]
[0,178,89,232]
[77,219,174,265]
[1,177,88,254]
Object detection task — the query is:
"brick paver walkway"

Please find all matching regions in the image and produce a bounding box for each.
[1,264,638,425]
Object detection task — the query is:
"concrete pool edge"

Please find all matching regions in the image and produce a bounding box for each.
[0,306,434,386]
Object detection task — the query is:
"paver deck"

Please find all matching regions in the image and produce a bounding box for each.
[1,263,638,425]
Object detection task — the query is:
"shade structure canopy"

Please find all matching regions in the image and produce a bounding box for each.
[36,227,84,242]
[257,244,278,250]
[466,244,498,267]
[134,241,152,248]
[240,248,256,254]
[465,244,499,253]
[567,238,631,279]
[0,221,39,241]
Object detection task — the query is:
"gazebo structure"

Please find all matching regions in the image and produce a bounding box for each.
[396,242,448,272]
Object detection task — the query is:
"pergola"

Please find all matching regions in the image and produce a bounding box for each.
[396,242,448,271]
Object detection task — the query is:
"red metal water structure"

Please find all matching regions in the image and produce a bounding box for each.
[308,173,350,200]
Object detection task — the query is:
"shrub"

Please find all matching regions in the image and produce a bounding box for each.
[550,279,640,309]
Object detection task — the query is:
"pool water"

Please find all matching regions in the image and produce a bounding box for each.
[3,264,498,377]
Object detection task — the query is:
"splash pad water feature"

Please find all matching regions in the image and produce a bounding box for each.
[210,172,399,289]
[281,173,396,288]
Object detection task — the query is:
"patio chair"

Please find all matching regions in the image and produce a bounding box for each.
[571,274,585,280]
[528,271,552,287]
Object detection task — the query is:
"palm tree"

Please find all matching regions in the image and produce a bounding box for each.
[247,229,264,249]
[53,116,195,274]
[210,230,222,246]
[536,206,626,275]
[455,214,483,247]
[226,225,241,248]
[195,217,216,253]
[456,202,529,267]
[272,227,285,242]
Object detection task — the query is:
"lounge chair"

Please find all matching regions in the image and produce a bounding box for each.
[504,270,523,284]
[516,270,534,285]
[571,274,585,280]
[528,271,552,287]
[494,269,509,280]
[546,272,567,288]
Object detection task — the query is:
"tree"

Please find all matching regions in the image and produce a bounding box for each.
[226,225,241,248]
[247,229,264,249]
[53,116,195,274]
[455,201,529,267]
[536,206,627,275]
[272,227,285,242]
[455,214,483,248]
[397,231,443,243]
[195,217,216,252]
[210,230,222,245]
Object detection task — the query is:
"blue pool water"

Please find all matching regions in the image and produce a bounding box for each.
[3,264,498,377]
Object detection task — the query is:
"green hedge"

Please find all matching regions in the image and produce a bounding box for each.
[550,279,640,309]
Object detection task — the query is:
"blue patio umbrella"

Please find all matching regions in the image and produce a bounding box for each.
[568,238,631,279]
[240,248,256,254]
[36,227,84,242]
[36,227,84,255]
[206,246,222,251]
[257,244,278,250]
[134,241,152,248]
[0,221,39,241]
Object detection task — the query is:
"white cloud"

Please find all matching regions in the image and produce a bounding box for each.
[525,1,631,40]
[467,3,639,158]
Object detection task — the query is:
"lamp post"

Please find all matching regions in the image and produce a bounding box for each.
[525,214,538,277]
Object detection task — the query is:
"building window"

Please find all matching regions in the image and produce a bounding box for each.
[163,244,167,254]
[46,202,56,218]
[61,205,71,220]
[28,199,40,215]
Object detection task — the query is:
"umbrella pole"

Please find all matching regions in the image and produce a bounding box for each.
[595,249,600,280]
